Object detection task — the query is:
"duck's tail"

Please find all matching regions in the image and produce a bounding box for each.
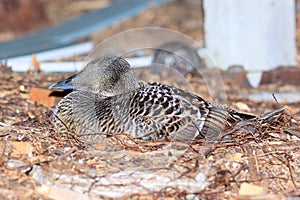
[201,102,256,140]
[201,102,287,140]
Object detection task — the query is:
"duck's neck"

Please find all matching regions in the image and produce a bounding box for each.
[100,75,140,97]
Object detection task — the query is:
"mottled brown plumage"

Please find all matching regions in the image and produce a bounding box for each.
[50,56,255,143]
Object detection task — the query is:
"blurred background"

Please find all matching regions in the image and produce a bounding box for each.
[0,0,299,69]
[0,0,300,104]
[0,0,203,44]
[0,0,299,75]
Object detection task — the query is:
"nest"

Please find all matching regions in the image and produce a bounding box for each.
[0,71,299,199]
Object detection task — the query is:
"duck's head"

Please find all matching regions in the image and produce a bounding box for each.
[49,56,139,96]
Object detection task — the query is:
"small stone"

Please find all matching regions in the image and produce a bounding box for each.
[28,112,35,119]
[239,183,266,196]
[235,102,251,112]
[260,66,300,86]
[10,141,33,157]
[224,65,251,88]
[19,85,26,93]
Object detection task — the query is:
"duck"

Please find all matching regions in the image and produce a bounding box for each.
[49,56,255,143]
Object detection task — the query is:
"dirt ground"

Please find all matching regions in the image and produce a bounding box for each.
[0,64,299,199]
[0,0,300,199]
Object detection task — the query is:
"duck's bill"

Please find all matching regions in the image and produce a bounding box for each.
[49,74,78,90]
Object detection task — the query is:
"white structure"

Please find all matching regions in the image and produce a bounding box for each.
[204,0,296,71]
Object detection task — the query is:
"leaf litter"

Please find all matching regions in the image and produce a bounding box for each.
[0,66,299,199]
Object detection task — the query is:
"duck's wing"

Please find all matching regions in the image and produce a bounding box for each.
[145,82,256,140]
[110,82,210,141]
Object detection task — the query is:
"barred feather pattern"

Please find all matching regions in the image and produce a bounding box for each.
[54,82,255,143]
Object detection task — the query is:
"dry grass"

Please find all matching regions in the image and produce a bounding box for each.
[0,69,299,199]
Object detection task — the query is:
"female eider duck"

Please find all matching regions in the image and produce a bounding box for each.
[49,56,255,143]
